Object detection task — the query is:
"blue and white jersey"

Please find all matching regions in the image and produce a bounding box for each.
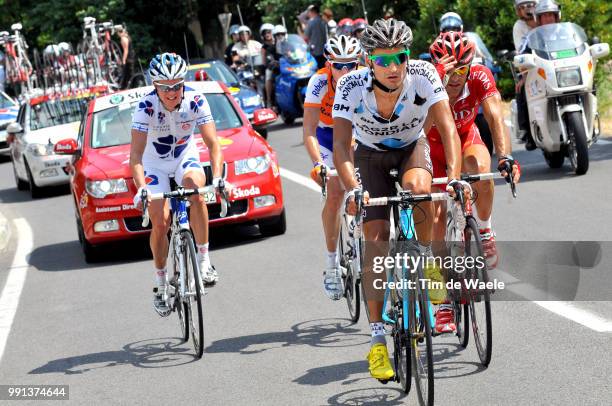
[131,86,213,164]
[332,61,448,151]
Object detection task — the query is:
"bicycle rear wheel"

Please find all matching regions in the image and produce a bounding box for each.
[339,217,360,323]
[465,216,492,366]
[411,264,434,406]
[181,230,204,358]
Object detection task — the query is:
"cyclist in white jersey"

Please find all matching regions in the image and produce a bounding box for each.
[130,53,225,316]
[332,19,466,381]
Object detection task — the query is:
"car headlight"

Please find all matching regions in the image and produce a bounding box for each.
[242,95,262,107]
[234,154,271,176]
[556,67,582,88]
[27,143,54,156]
[86,178,128,198]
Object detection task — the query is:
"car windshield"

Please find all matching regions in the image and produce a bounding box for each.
[276,34,309,64]
[528,22,588,58]
[186,61,239,86]
[91,93,242,148]
[29,98,89,131]
[0,92,17,109]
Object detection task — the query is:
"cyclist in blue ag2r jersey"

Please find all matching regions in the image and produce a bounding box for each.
[130,53,226,317]
[332,18,465,381]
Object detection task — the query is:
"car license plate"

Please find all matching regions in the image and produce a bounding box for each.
[203,191,216,204]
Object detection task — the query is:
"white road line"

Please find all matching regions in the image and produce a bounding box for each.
[281,166,612,333]
[0,218,33,362]
[280,167,320,193]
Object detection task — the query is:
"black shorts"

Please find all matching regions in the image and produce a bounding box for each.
[354,137,433,222]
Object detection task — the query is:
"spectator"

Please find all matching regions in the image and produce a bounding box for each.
[116,26,135,90]
[303,4,328,68]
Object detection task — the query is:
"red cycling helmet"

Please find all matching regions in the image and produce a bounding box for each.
[352,18,367,32]
[429,31,475,66]
[194,70,209,81]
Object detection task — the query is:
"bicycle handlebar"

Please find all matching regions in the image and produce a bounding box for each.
[432,171,517,198]
[365,192,447,207]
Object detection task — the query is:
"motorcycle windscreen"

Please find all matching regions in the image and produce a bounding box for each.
[276,34,310,65]
[528,22,588,60]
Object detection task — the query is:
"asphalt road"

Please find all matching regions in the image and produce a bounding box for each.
[0,122,611,405]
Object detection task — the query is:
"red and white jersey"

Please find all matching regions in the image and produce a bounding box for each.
[428,64,498,142]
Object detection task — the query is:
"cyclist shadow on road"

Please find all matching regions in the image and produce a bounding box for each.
[327,387,407,405]
[29,337,198,375]
[206,318,369,356]
[431,342,488,379]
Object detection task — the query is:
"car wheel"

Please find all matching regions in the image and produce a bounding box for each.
[13,161,28,191]
[76,215,99,263]
[25,160,43,198]
[259,209,287,236]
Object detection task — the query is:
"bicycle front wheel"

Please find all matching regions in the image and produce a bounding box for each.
[339,217,360,323]
[181,230,204,359]
[411,266,434,406]
[465,216,492,366]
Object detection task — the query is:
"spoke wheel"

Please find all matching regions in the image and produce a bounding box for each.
[182,230,204,358]
[411,266,434,406]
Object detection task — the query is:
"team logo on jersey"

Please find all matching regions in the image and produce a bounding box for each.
[144,173,159,185]
[181,123,191,131]
[152,134,191,159]
[414,92,427,106]
[139,100,154,116]
[190,95,204,113]
[157,112,165,124]
[181,157,201,169]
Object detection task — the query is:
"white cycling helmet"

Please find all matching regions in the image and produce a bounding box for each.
[149,53,187,82]
[272,25,287,36]
[43,44,60,57]
[439,12,463,32]
[58,42,72,53]
[238,25,251,35]
[260,23,274,35]
[324,35,361,60]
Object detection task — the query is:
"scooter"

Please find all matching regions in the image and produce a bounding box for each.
[274,34,317,125]
[504,22,609,175]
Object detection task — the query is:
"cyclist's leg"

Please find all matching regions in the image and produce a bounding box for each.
[144,168,171,271]
[426,136,448,250]
[462,125,497,268]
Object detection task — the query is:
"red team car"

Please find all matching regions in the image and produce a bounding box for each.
[55,81,284,261]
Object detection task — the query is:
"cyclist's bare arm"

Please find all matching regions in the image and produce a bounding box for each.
[120,36,129,65]
[482,93,511,158]
[303,107,322,164]
[429,100,462,180]
[129,129,147,189]
[333,117,358,190]
[198,122,224,179]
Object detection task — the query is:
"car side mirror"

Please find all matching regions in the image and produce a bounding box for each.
[252,108,278,127]
[54,138,79,155]
[513,53,536,70]
[590,43,610,60]
[6,122,23,135]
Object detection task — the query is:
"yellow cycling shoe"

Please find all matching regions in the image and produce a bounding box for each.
[424,262,447,304]
[367,343,395,381]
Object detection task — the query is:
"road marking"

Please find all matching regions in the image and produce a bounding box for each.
[281,165,612,333]
[0,218,33,362]
[280,167,320,193]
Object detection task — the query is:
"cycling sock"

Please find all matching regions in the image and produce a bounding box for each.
[326,251,339,269]
[197,243,210,262]
[370,322,386,345]
[474,206,492,230]
[155,268,167,286]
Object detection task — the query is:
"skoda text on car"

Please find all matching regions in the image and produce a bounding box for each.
[55,81,283,261]
[0,90,19,154]
[186,60,275,138]
[9,90,106,198]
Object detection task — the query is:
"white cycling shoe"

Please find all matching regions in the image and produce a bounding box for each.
[200,261,219,286]
[323,267,344,301]
[153,285,171,317]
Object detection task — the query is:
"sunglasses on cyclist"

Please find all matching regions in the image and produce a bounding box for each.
[453,65,470,76]
[331,61,358,71]
[368,50,410,67]
[155,80,185,92]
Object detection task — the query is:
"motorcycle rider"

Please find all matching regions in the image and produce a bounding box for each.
[232,26,262,66]
[303,35,362,300]
[428,31,521,333]
[260,23,276,107]
[264,25,287,110]
[439,12,463,33]
[513,0,538,51]
[225,24,240,66]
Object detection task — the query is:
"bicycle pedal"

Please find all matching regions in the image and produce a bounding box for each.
[377,378,391,385]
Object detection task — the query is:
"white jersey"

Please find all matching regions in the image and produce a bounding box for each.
[131,86,213,165]
[332,62,448,151]
[513,19,532,52]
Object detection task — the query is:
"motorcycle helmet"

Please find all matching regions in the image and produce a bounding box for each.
[439,12,463,33]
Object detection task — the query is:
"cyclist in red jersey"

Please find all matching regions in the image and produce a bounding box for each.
[426,31,521,334]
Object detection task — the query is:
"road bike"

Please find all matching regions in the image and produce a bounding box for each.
[0,23,36,96]
[77,17,123,89]
[431,167,517,367]
[141,182,229,359]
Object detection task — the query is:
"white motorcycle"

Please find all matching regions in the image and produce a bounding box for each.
[507,22,609,175]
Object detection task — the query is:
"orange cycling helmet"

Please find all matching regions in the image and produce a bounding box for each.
[429,31,475,66]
